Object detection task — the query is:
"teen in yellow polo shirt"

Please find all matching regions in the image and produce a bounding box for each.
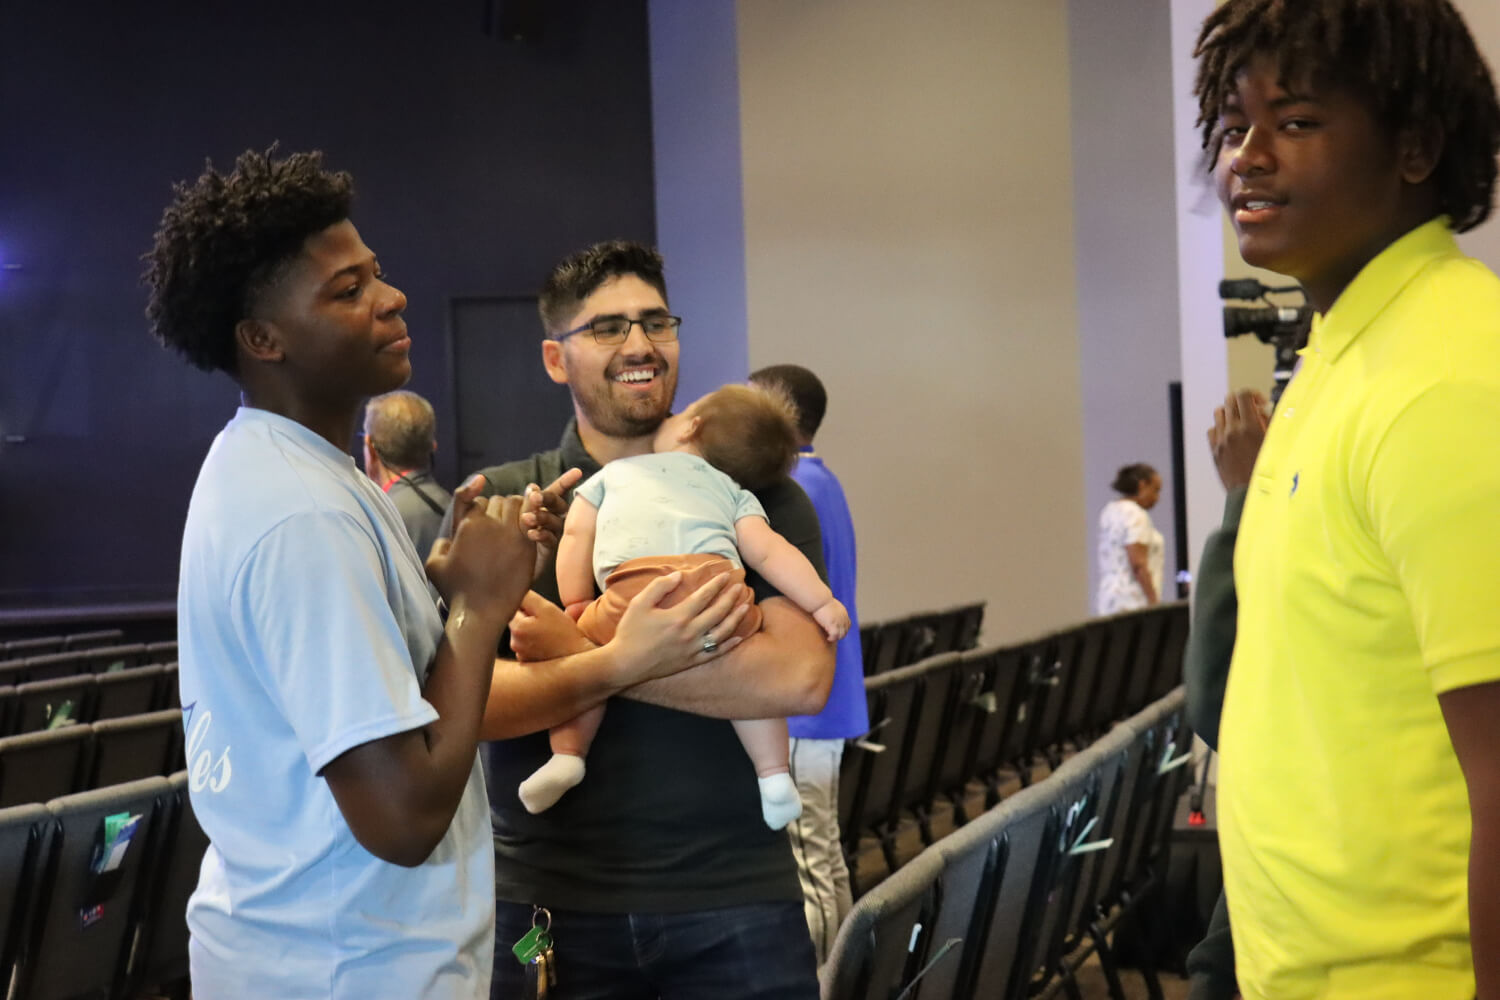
[1192,3,1500,998]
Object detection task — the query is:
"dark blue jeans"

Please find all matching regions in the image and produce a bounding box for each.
[490,899,819,1000]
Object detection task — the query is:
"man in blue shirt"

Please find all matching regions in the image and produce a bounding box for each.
[752,364,869,963]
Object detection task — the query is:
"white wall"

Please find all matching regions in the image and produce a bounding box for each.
[1068,0,1183,611]
[736,0,1087,639]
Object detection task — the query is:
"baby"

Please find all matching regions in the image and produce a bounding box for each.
[520,383,849,829]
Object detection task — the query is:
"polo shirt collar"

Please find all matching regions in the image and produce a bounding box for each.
[556,417,602,478]
[1311,216,1458,364]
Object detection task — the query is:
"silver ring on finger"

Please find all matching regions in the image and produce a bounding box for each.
[701,634,719,654]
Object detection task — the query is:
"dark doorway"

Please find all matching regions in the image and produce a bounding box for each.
[450,297,577,478]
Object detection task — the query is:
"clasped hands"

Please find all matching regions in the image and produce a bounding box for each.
[424,468,582,622]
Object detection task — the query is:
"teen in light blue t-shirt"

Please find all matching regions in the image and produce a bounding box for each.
[145,148,541,999]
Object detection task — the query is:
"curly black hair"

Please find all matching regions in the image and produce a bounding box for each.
[143,147,353,374]
[1193,0,1500,233]
[538,240,667,336]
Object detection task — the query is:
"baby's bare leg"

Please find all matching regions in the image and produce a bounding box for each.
[732,717,802,830]
[518,705,606,814]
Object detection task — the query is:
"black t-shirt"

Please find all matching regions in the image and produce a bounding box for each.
[465,420,826,912]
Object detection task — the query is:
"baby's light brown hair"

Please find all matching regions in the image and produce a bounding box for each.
[691,384,800,491]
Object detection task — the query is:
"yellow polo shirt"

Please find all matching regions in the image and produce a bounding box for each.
[1219,217,1500,1000]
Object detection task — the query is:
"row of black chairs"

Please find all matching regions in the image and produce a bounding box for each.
[839,602,1189,887]
[0,771,206,1000]
[0,709,184,808]
[823,687,1194,1000]
[0,663,180,737]
[0,642,177,687]
[0,629,126,662]
[859,602,985,677]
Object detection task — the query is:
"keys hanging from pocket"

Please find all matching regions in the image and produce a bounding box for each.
[527,943,557,998]
[514,906,558,1000]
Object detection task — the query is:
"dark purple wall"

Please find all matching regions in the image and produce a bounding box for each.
[0,1,658,607]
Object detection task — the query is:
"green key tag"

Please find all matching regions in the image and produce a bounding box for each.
[512,925,552,965]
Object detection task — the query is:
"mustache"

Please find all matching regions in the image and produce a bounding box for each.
[606,352,671,378]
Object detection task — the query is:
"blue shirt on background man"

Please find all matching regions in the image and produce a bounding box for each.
[786,447,867,740]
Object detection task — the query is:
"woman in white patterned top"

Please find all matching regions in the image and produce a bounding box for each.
[1096,463,1164,615]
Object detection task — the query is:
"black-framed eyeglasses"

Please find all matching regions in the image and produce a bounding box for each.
[555,314,682,346]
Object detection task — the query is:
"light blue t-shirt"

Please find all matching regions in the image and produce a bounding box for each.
[177,407,493,1000]
[578,451,766,589]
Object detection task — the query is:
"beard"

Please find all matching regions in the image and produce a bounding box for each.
[570,355,677,439]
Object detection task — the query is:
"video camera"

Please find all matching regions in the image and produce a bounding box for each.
[1219,278,1312,404]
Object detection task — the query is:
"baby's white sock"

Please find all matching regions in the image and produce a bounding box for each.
[518,754,587,814]
[758,771,802,830]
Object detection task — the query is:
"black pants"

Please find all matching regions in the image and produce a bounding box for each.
[1186,889,1237,1000]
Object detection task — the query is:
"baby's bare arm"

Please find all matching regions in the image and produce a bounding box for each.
[555,496,599,612]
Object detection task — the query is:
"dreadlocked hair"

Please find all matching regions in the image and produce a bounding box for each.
[1193,0,1500,232]
[143,147,353,373]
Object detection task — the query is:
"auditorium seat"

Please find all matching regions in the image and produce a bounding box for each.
[0,661,32,689]
[21,776,172,1000]
[1086,613,1139,736]
[1,637,63,662]
[11,676,95,735]
[60,628,126,651]
[1121,607,1168,714]
[897,613,943,667]
[1015,765,1104,999]
[930,648,997,825]
[819,850,942,1000]
[1011,632,1063,771]
[968,644,1029,805]
[134,772,205,999]
[90,709,182,789]
[1052,745,1128,997]
[160,663,181,709]
[1148,602,1190,703]
[13,643,149,684]
[853,671,924,870]
[822,688,1191,1000]
[961,787,1057,998]
[857,623,879,673]
[892,654,963,844]
[1008,634,1061,783]
[80,642,150,674]
[921,817,1006,1000]
[863,621,903,677]
[0,727,89,807]
[0,803,50,993]
[95,664,166,722]
[952,601,985,652]
[144,640,179,665]
[1057,619,1108,752]
[1087,704,1194,1000]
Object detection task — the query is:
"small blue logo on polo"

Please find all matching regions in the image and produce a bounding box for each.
[1290,472,1300,497]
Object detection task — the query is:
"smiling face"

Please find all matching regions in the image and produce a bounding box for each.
[542,273,679,443]
[247,219,411,405]
[1213,54,1439,313]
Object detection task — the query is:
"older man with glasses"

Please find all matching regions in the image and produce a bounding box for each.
[446,240,836,999]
